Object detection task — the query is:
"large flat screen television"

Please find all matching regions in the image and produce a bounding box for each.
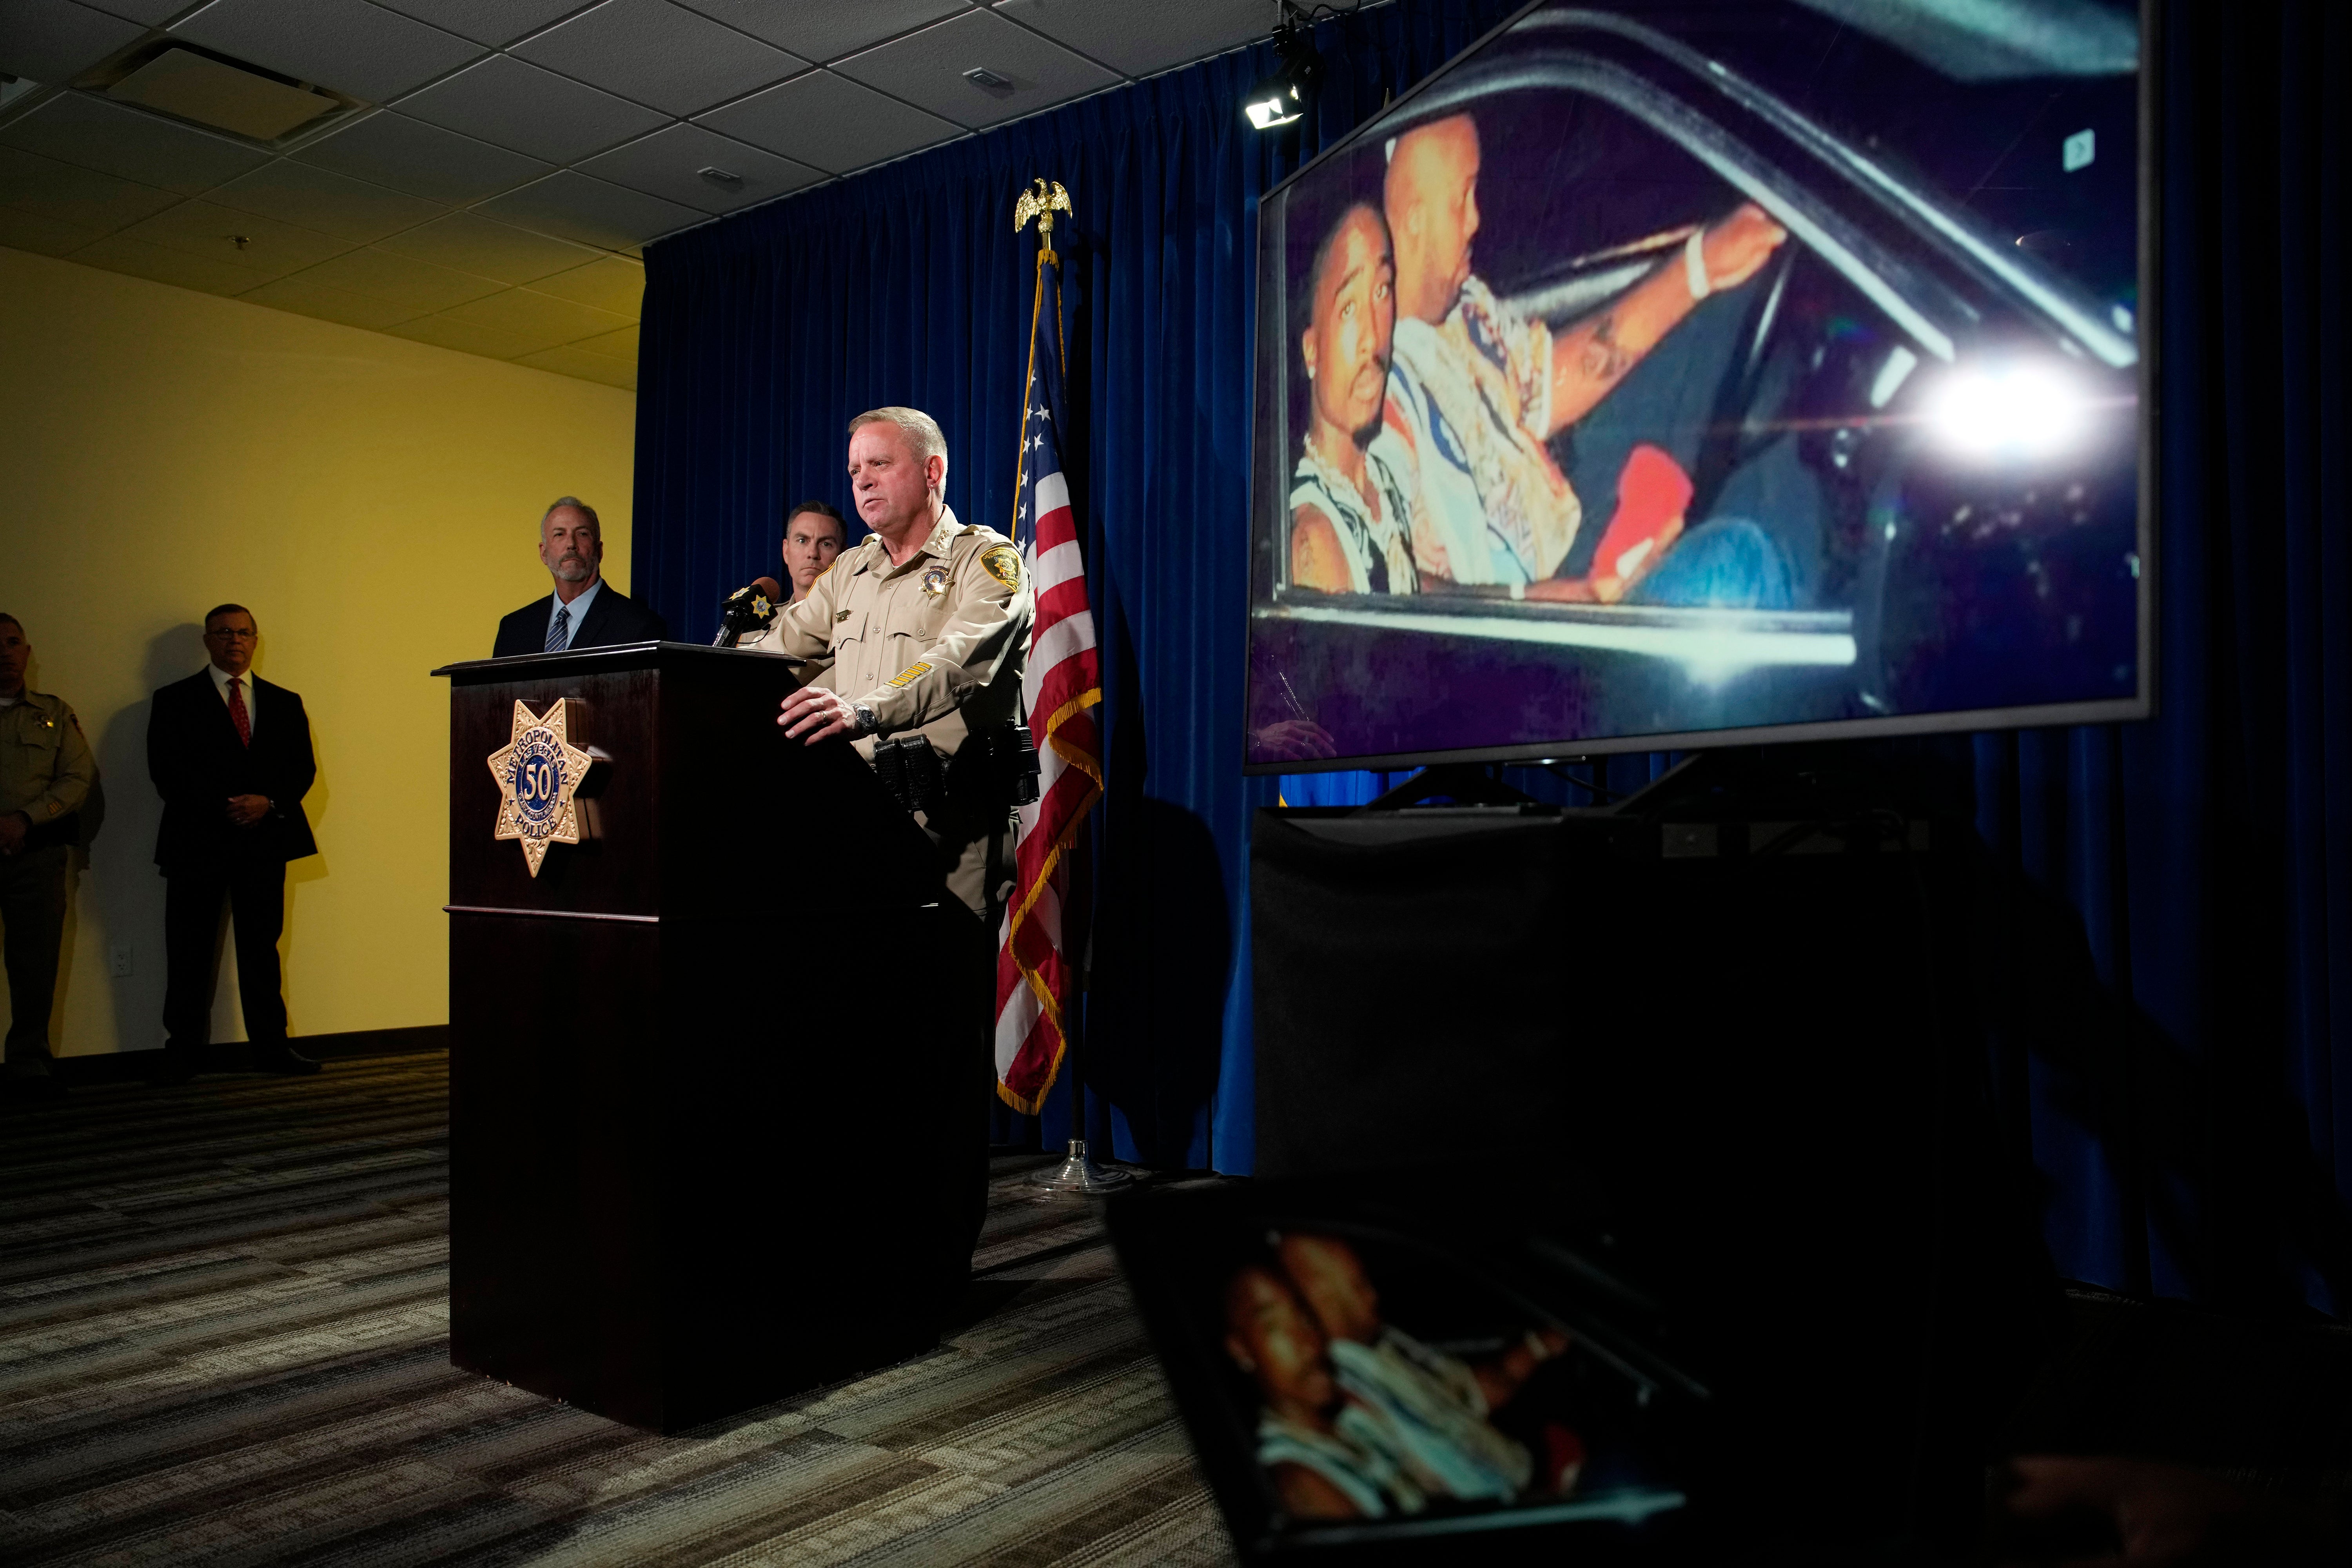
[1244,0,2149,774]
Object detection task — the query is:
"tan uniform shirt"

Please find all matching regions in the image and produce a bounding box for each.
[1,691,96,826]
[742,504,1033,761]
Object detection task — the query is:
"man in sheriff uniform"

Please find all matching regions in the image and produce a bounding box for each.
[746,405,1034,916]
[0,614,98,1096]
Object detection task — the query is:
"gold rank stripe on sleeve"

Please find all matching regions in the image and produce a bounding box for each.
[884,661,934,690]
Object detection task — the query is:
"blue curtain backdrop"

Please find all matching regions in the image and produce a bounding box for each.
[1969,0,2352,1317]
[635,0,2352,1312]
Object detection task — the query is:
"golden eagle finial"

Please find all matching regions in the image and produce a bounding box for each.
[1013,178,1074,240]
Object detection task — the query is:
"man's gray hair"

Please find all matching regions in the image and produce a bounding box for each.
[847,406,948,473]
[541,496,601,537]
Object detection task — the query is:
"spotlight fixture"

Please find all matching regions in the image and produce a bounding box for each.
[1243,4,1327,131]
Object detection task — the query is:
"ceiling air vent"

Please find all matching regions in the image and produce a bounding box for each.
[105,49,339,141]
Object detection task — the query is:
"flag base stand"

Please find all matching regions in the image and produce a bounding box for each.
[1029,1138,1134,1195]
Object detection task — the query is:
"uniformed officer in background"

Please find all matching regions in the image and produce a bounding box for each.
[0,614,98,1097]
[781,499,848,605]
[745,406,1034,917]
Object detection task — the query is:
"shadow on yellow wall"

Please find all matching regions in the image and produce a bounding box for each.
[2,246,638,1057]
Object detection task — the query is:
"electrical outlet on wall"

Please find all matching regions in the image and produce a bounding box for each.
[109,944,133,978]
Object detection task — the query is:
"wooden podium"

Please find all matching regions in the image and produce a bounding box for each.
[433,641,988,1432]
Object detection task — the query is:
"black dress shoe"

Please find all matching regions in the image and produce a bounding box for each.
[252,1046,321,1076]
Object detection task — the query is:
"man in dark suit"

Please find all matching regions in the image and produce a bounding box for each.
[491,497,669,657]
[147,604,320,1082]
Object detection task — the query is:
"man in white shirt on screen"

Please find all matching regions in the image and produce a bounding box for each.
[1372,113,1789,602]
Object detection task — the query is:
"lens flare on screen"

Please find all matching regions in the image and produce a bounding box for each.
[1922,360,2094,461]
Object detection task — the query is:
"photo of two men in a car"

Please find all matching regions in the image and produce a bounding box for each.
[1247,0,2145,771]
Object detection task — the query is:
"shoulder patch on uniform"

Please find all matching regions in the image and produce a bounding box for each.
[980,544,1023,590]
[884,661,933,690]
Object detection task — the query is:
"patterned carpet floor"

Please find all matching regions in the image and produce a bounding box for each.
[0,1051,1237,1567]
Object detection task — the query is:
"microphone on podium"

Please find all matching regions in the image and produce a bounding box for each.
[712,577,785,647]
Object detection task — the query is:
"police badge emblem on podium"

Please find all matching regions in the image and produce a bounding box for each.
[486,698,597,876]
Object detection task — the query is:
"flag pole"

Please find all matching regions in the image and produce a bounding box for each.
[1007,178,1128,1195]
[1031,829,1126,1192]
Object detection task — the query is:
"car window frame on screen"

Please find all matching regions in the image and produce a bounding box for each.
[1242,0,2155,777]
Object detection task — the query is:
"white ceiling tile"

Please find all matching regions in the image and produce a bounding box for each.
[0,201,102,254]
[71,229,279,294]
[0,0,145,83]
[832,7,1116,130]
[673,0,965,65]
[994,0,1281,80]
[207,159,443,242]
[370,0,584,47]
[528,252,639,314]
[517,343,635,388]
[695,69,958,175]
[384,310,541,358]
[392,53,665,163]
[575,121,817,214]
[473,168,702,249]
[74,0,183,24]
[0,142,179,228]
[170,0,483,103]
[117,194,351,275]
[241,269,420,328]
[443,282,630,348]
[290,110,550,205]
[568,321,634,359]
[511,0,804,117]
[0,91,272,194]
[294,242,505,309]
[373,206,598,281]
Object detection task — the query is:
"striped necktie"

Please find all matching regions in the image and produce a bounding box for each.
[545,605,570,652]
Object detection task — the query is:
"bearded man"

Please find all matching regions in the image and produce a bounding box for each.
[492,497,669,657]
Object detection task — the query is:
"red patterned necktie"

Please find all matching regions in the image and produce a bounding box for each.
[228,676,251,747]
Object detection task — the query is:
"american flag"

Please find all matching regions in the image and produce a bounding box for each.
[994,250,1103,1114]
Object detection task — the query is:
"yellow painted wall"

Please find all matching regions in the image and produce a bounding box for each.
[0,245,639,1056]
